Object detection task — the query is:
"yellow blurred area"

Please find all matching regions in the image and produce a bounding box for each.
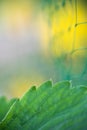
[0,1,50,52]
[41,1,87,56]
[0,0,87,97]
[1,0,86,56]
[9,75,44,97]
[0,2,32,33]
[52,2,87,56]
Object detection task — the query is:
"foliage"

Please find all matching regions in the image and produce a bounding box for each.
[0,97,16,122]
[0,80,87,130]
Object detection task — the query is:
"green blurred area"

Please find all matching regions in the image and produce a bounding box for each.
[0,0,87,97]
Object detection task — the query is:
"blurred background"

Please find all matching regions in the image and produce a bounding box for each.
[0,0,87,98]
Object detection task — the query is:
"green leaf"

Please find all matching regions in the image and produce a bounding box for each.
[0,96,17,122]
[0,80,87,130]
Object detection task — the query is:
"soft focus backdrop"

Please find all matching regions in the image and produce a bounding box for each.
[0,0,87,98]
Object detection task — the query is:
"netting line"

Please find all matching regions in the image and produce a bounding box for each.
[74,0,87,27]
[72,0,87,52]
[67,0,87,81]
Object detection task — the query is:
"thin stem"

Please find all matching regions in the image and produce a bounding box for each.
[70,47,87,55]
[72,0,77,51]
[68,0,87,81]
[75,22,87,27]
[67,0,78,79]
[75,0,77,25]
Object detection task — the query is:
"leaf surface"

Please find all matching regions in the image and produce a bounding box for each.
[0,80,87,130]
